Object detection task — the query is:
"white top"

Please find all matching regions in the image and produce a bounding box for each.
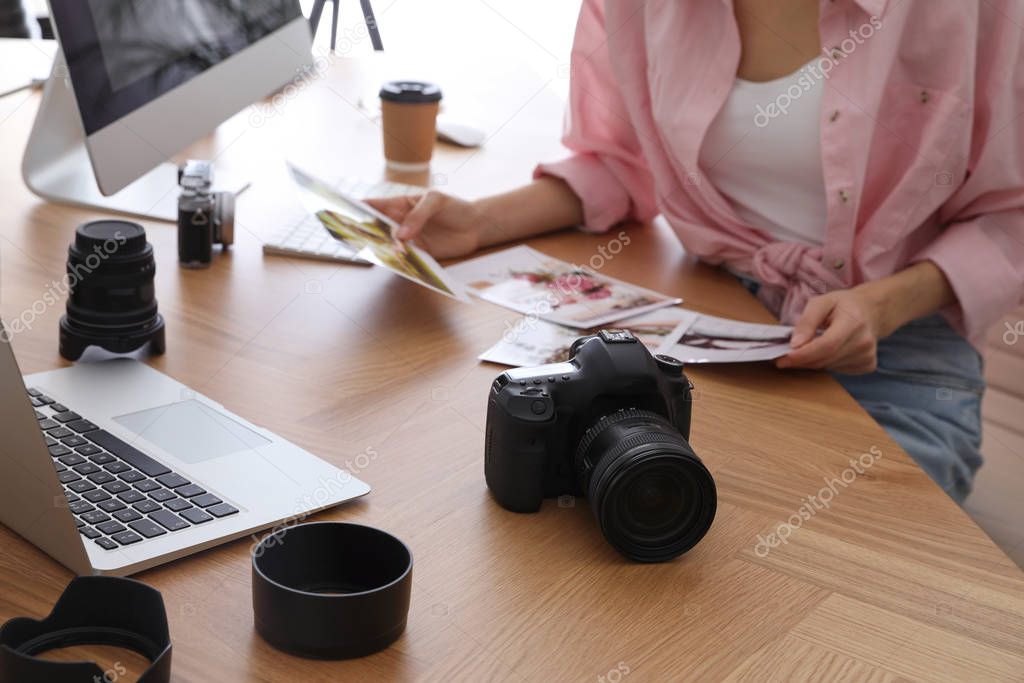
[699,62,828,246]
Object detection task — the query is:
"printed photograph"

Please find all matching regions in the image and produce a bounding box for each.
[479,308,698,367]
[317,209,454,296]
[447,245,680,328]
[288,164,469,302]
[663,313,794,364]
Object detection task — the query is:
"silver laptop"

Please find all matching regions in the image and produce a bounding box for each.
[0,324,369,575]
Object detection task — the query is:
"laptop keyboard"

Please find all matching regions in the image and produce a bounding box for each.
[29,387,239,551]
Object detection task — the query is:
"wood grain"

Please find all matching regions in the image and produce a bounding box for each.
[0,51,1021,683]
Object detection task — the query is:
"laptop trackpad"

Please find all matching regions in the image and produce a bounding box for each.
[113,400,270,464]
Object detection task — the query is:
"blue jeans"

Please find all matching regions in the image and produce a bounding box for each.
[733,275,984,502]
[833,315,985,503]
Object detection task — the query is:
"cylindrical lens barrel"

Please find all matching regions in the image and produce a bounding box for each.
[59,220,165,360]
[576,408,717,562]
[65,220,157,330]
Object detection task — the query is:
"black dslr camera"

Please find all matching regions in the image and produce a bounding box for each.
[177,160,234,268]
[485,330,717,562]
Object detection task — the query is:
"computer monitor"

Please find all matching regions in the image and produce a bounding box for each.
[22,0,314,221]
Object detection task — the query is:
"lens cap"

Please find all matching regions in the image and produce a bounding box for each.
[74,219,148,257]
[379,80,442,104]
[252,522,413,659]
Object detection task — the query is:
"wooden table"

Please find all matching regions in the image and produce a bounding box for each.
[1,51,1022,683]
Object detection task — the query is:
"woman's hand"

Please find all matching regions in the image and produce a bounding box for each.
[366,177,587,260]
[776,287,885,373]
[777,261,955,374]
[366,191,484,259]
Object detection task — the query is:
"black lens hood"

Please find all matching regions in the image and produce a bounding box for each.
[252,522,413,659]
[0,576,172,683]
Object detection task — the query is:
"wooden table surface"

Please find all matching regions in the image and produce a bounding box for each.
[0,50,1022,683]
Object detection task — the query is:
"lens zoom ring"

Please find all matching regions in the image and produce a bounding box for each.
[576,408,665,470]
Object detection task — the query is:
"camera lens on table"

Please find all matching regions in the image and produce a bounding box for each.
[59,219,165,360]
[576,409,717,563]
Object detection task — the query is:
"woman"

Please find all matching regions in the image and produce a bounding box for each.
[369,0,1024,503]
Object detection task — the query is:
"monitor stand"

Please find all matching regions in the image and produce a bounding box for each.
[22,54,243,223]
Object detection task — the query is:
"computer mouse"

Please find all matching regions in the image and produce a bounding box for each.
[436,117,486,148]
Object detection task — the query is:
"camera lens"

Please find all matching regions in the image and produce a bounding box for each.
[66,220,155,327]
[576,409,716,562]
[59,220,165,360]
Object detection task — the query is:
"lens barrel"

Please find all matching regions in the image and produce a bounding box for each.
[59,220,165,360]
[576,409,716,562]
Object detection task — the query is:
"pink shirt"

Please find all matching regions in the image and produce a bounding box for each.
[536,0,1024,346]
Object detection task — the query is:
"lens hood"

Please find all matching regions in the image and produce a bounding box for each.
[252,522,413,659]
[0,576,172,683]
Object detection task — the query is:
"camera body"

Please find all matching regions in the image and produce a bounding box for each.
[485,330,694,513]
[177,160,234,269]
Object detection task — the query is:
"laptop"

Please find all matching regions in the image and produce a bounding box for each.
[0,323,369,575]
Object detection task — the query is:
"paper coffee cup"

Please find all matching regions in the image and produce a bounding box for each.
[379,81,442,170]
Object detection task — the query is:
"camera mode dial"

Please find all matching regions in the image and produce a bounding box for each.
[654,354,684,377]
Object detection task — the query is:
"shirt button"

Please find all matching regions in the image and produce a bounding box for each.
[833,259,845,270]
[838,189,850,202]
[920,90,930,103]
[831,47,843,59]
[829,110,840,122]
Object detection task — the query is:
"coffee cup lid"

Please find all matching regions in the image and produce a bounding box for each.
[379,81,442,104]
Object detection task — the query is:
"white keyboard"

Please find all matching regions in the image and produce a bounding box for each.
[263,177,424,264]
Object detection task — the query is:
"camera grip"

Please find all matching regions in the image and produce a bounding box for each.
[484,402,551,512]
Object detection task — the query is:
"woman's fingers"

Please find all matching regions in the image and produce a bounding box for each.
[778,311,858,368]
[789,294,834,348]
[777,289,882,372]
[397,191,446,240]
[776,294,837,368]
[365,196,414,224]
